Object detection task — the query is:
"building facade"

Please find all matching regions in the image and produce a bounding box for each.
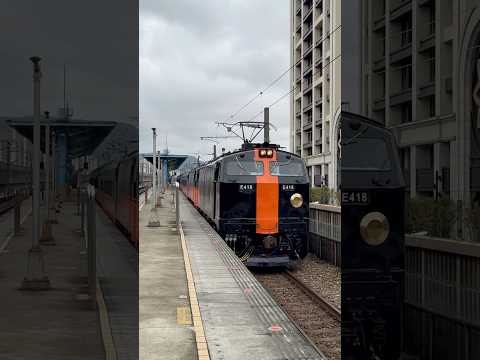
[361,0,480,214]
[289,0,342,191]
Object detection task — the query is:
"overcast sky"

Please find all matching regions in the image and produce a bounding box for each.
[140,0,291,160]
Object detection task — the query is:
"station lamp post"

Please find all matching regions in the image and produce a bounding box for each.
[21,56,50,290]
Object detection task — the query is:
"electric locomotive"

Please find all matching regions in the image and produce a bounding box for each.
[340,112,405,360]
[179,142,309,267]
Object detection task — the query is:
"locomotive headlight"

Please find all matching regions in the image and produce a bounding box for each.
[290,193,303,208]
[360,212,390,246]
[266,149,273,156]
[260,149,267,156]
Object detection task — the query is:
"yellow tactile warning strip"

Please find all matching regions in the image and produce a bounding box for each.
[179,223,211,360]
[96,279,117,360]
[177,306,193,325]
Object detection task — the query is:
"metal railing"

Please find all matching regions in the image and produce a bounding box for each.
[79,185,97,309]
[308,203,341,265]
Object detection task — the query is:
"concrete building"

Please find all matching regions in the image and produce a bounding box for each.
[360,0,480,212]
[290,0,342,191]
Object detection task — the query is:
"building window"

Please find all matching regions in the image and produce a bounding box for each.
[400,17,412,47]
[401,103,412,123]
[401,65,412,90]
[428,97,435,118]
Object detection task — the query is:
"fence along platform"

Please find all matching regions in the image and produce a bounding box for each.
[309,203,341,266]
[310,203,480,358]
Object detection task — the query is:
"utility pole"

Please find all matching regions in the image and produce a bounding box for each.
[199,136,235,160]
[40,111,54,243]
[152,128,157,208]
[21,56,50,290]
[264,107,270,143]
[50,130,58,224]
[148,128,161,227]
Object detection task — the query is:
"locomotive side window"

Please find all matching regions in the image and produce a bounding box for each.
[225,159,263,176]
[269,160,306,177]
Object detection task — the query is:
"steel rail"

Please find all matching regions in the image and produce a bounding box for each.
[283,270,341,322]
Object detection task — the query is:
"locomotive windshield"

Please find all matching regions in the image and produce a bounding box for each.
[225,158,264,176]
[270,160,307,176]
[342,137,392,171]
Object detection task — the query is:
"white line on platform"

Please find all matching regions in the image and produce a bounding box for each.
[97,279,117,360]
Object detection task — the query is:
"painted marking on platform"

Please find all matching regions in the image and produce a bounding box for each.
[177,306,192,325]
[179,214,211,360]
[268,325,283,332]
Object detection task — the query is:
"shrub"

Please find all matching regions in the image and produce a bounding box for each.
[464,204,480,242]
[406,197,456,238]
[310,186,338,205]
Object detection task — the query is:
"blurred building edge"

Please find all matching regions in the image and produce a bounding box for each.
[360,0,480,242]
[289,0,343,192]
[357,1,480,359]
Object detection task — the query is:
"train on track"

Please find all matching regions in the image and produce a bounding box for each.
[0,161,31,214]
[89,151,139,248]
[178,142,310,267]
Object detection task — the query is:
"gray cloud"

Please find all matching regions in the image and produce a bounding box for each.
[140,0,291,159]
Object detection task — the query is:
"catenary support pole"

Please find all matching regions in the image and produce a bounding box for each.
[152,128,157,209]
[21,56,50,290]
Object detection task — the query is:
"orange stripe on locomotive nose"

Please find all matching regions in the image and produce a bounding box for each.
[254,149,279,234]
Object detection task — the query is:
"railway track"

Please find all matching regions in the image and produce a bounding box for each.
[254,270,341,360]
[283,270,341,322]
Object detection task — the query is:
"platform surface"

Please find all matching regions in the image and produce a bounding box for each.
[179,193,326,360]
[96,199,139,360]
[0,200,105,360]
[139,193,196,360]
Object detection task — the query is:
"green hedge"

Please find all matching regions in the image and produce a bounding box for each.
[310,186,339,205]
[464,204,480,242]
[406,197,456,238]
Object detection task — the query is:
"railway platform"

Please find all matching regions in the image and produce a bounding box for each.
[139,191,196,360]
[0,192,137,359]
[139,187,326,359]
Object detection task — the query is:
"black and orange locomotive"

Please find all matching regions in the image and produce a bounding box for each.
[179,143,309,267]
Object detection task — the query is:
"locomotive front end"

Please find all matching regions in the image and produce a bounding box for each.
[219,146,309,267]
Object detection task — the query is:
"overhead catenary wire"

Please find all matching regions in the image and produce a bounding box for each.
[222,24,342,123]
[246,52,342,123]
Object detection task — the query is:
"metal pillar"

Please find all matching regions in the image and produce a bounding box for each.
[40,122,54,244]
[21,56,50,290]
[50,131,58,224]
[87,185,97,309]
[148,128,160,227]
[176,182,180,231]
[264,107,270,143]
[162,157,168,194]
[152,128,157,209]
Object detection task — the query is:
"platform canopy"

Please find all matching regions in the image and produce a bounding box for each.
[141,153,190,171]
[3,116,116,157]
